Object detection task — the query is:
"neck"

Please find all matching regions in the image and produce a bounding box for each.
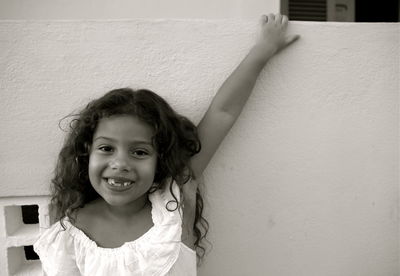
[101,194,150,222]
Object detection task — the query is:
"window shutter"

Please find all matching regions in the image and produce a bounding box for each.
[289,0,327,21]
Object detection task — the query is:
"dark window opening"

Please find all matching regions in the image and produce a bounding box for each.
[356,0,399,22]
[21,205,39,224]
[24,245,39,260]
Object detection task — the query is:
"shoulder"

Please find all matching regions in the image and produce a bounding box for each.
[33,219,81,274]
[33,217,77,268]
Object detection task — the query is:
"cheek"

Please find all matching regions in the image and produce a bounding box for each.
[88,155,103,180]
[141,158,158,179]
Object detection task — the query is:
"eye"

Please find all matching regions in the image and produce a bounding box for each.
[131,149,149,158]
[98,145,113,152]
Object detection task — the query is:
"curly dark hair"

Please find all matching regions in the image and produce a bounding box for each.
[51,87,209,260]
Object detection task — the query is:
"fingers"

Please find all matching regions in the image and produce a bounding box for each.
[268,13,275,23]
[276,14,283,24]
[282,15,288,26]
[282,15,289,29]
[261,13,289,26]
[260,14,268,26]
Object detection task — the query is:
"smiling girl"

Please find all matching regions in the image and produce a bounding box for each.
[33,14,299,275]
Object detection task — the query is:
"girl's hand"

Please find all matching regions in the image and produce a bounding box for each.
[253,13,300,63]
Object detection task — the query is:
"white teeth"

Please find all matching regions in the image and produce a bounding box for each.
[107,178,133,187]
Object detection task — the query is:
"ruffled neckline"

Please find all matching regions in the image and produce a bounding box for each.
[59,179,182,255]
[63,216,157,253]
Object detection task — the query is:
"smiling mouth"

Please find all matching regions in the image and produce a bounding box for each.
[106,178,134,187]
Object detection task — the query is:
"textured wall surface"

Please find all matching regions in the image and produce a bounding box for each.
[0,20,398,275]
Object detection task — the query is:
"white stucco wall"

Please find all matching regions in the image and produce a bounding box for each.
[0,19,398,275]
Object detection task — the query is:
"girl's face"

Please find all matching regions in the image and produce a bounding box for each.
[88,115,158,207]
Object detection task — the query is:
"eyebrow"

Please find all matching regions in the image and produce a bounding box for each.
[93,136,153,146]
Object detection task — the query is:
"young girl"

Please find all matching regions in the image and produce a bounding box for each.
[33,14,299,275]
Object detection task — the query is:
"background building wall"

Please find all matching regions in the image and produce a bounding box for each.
[0,2,399,276]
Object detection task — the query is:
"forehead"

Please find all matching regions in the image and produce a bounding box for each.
[93,115,154,142]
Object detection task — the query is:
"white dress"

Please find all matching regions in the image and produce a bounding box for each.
[33,180,197,276]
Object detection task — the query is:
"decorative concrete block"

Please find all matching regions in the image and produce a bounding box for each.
[0,196,50,276]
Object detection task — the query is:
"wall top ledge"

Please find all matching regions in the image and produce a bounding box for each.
[0,19,399,26]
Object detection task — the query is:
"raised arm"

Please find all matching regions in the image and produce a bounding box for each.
[191,14,300,178]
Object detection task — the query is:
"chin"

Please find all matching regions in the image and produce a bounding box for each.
[102,195,137,207]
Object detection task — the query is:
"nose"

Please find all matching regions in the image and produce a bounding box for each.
[109,154,131,172]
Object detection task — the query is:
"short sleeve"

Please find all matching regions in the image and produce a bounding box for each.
[33,221,81,276]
